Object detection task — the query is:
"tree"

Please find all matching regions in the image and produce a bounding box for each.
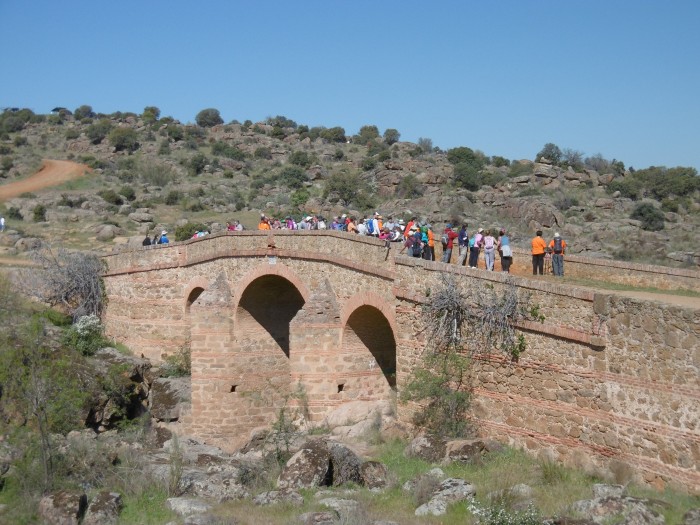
[354,125,380,145]
[73,105,95,120]
[417,137,433,153]
[195,108,223,128]
[562,148,584,169]
[108,127,139,152]
[319,126,346,143]
[142,106,160,124]
[278,165,308,189]
[453,163,482,190]
[383,128,400,145]
[447,146,481,166]
[535,143,562,164]
[22,246,105,320]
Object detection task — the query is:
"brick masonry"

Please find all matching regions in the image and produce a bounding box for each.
[102,231,699,493]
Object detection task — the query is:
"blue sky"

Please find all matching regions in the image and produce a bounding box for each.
[1,1,698,170]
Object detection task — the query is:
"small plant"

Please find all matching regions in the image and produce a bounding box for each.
[161,347,191,377]
[467,501,542,525]
[167,435,184,497]
[631,202,665,231]
[7,206,23,220]
[62,314,107,356]
[33,204,46,222]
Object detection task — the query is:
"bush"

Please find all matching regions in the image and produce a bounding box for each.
[86,119,113,144]
[165,190,182,205]
[453,163,482,190]
[158,140,171,155]
[62,314,107,356]
[13,136,27,147]
[33,204,46,222]
[65,129,80,140]
[417,137,433,153]
[119,185,136,201]
[278,165,307,189]
[630,203,665,231]
[491,156,510,167]
[254,147,272,160]
[354,125,380,145]
[189,153,208,175]
[396,174,424,198]
[139,160,177,186]
[447,146,481,166]
[195,108,223,127]
[554,195,579,211]
[7,207,23,220]
[142,106,160,124]
[319,126,346,143]
[535,142,562,164]
[98,189,124,205]
[290,188,310,208]
[288,150,313,168]
[161,347,191,377]
[211,141,245,160]
[109,127,139,152]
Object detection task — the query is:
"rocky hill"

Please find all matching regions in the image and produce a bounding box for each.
[0,107,698,268]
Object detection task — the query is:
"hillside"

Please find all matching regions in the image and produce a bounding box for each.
[0,107,698,268]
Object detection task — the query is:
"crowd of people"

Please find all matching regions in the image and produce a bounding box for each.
[253,212,526,273]
[139,212,568,276]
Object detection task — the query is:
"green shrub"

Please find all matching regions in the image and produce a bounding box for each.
[73,105,95,120]
[278,165,307,189]
[333,149,345,161]
[354,125,380,145]
[319,126,346,142]
[288,150,312,168]
[0,145,11,155]
[98,189,124,205]
[211,141,245,160]
[491,155,510,167]
[508,162,533,178]
[13,136,28,147]
[396,174,423,198]
[33,204,46,222]
[661,198,679,213]
[64,129,80,140]
[158,140,171,155]
[86,119,113,144]
[109,127,139,152]
[383,128,400,145]
[362,157,378,171]
[119,185,136,201]
[165,190,182,205]
[62,314,107,356]
[186,200,204,212]
[631,203,665,231]
[453,162,482,190]
[189,153,208,175]
[290,188,310,208]
[166,125,184,142]
[7,207,23,220]
[254,147,272,160]
[161,347,191,377]
[139,160,176,186]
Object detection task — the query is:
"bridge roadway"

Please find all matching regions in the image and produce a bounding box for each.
[102,230,700,493]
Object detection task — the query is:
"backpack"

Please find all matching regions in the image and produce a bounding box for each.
[412,240,423,257]
[366,220,375,235]
[441,232,450,246]
[553,237,563,254]
[469,236,476,248]
[484,236,494,250]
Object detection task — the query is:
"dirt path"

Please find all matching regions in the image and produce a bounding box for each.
[0,159,92,202]
[589,288,699,309]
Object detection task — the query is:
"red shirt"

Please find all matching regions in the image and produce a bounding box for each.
[444,228,458,246]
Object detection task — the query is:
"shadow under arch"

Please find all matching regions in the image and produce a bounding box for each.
[342,304,397,390]
[236,274,305,357]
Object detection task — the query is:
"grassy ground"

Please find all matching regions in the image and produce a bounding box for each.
[561,275,700,298]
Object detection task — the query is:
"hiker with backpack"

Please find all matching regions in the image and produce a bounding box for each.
[548,232,567,277]
[497,228,513,273]
[457,223,469,266]
[441,224,459,263]
[482,229,497,271]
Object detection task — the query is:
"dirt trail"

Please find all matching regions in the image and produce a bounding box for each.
[0,159,92,202]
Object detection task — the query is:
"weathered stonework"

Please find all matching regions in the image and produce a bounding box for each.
[102,231,699,493]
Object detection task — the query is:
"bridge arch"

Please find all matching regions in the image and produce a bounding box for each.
[339,292,397,395]
[183,276,210,313]
[233,264,308,358]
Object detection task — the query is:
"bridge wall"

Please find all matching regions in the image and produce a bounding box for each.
[102,232,699,492]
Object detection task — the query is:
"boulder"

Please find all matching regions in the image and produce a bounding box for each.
[404,435,446,462]
[443,438,489,464]
[165,497,212,517]
[328,442,363,486]
[277,439,332,489]
[253,489,304,506]
[149,377,191,422]
[38,490,87,525]
[298,511,338,525]
[682,509,700,525]
[414,478,476,517]
[96,225,119,241]
[83,491,123,525]
[318,497,359,515]
[14,237,41,252]
[570,495,666,525]
[128,211,154,223]
[360,460,390,489]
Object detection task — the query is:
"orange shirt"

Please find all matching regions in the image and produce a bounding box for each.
[531,236,547,255]
[258,221,271,231]
[427,229,435,247]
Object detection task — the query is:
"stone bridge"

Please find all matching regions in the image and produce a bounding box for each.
[102,231,699,492]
